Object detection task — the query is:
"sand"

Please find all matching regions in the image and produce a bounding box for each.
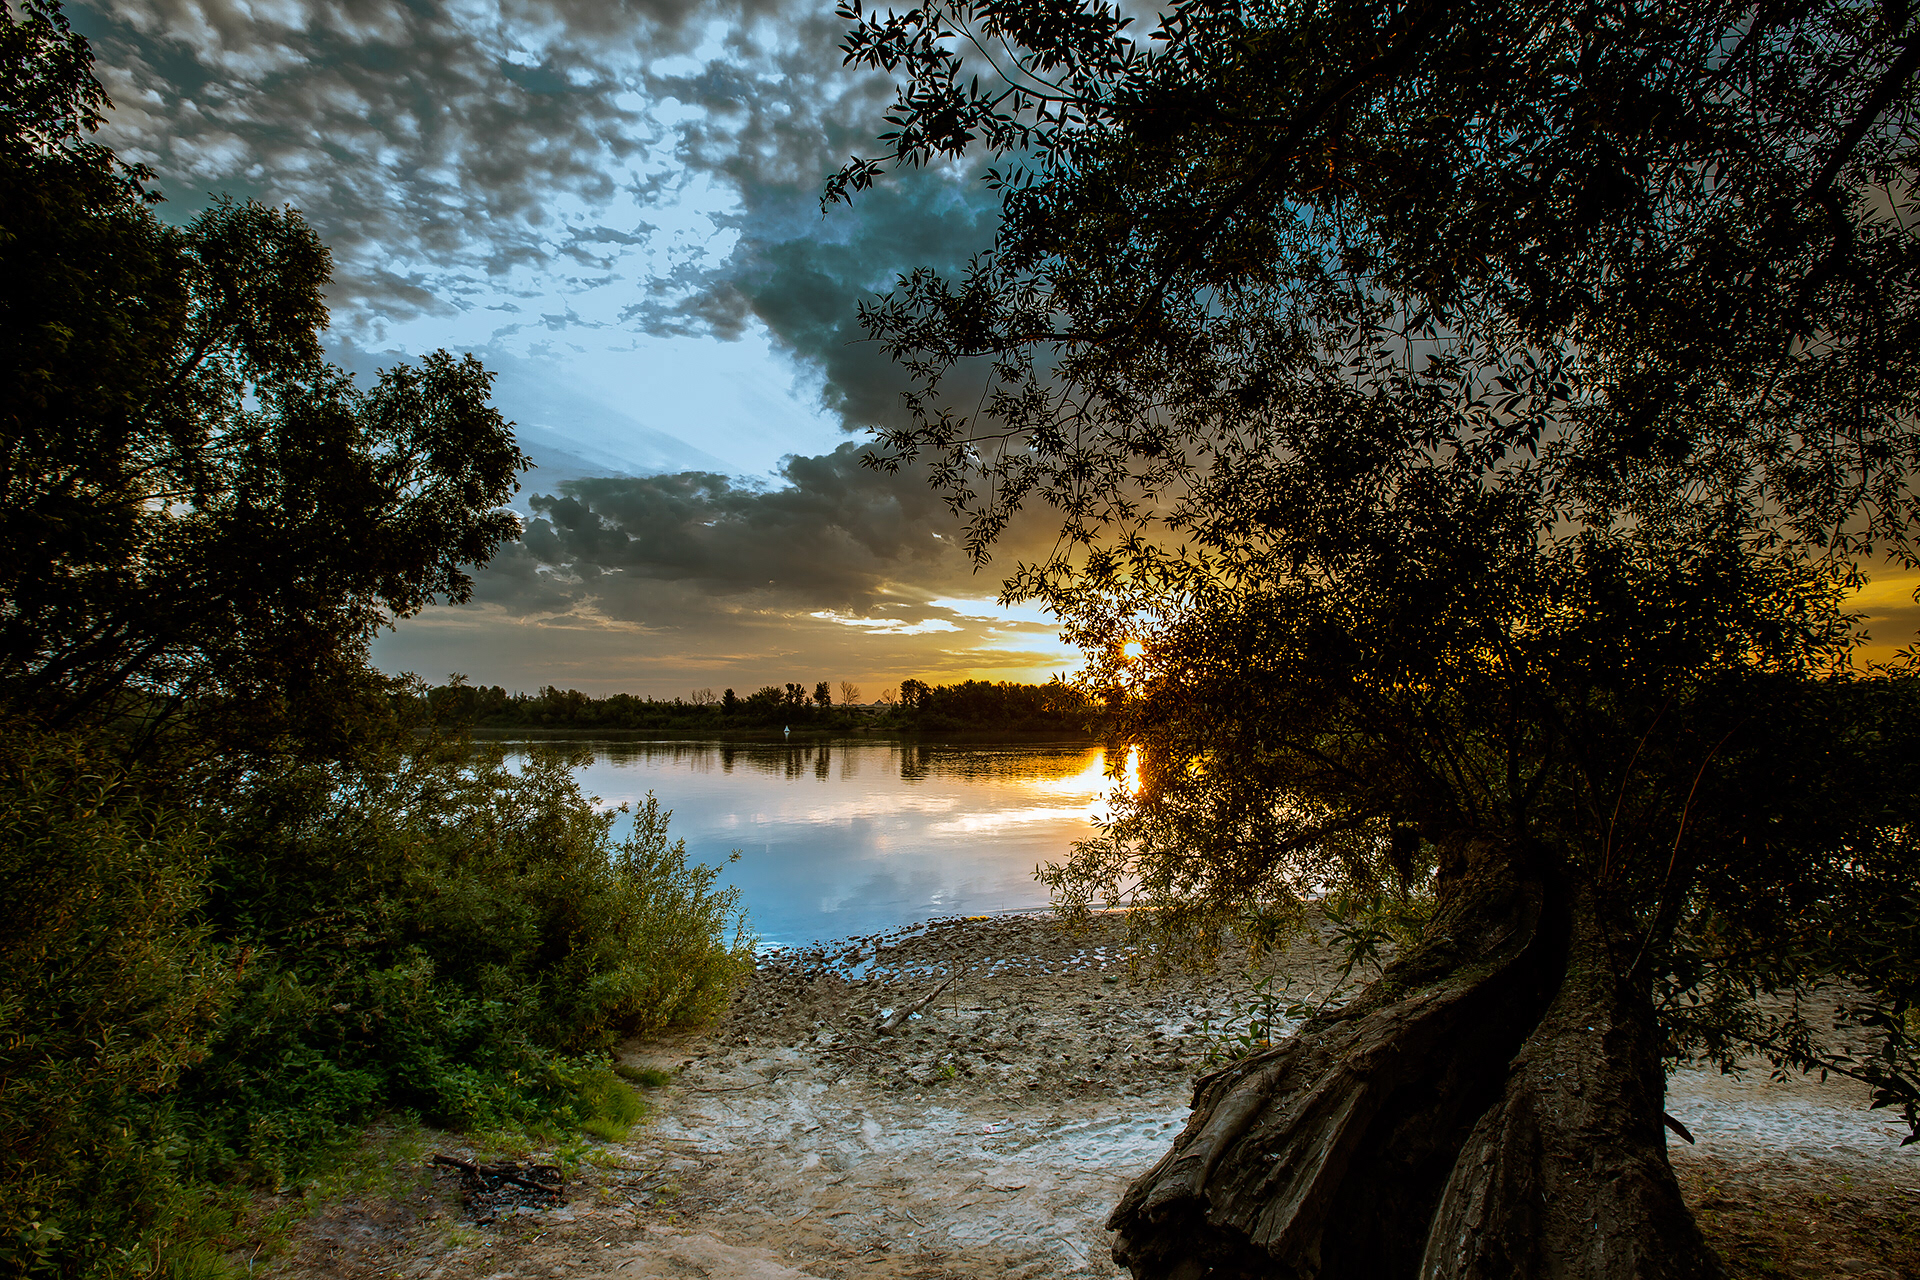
[269,912,1920,1280]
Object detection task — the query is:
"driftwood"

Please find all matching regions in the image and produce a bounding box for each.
[875,974,957,1032]
[431,1153,564,1223]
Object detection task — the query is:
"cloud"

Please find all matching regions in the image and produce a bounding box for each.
[74,0,994,439]
[810,611,963,636]
[371,441,1077,693]
[76,1,1078,691]
[666,176,999,431]
[77,1,720,325]
[489,442,982,618]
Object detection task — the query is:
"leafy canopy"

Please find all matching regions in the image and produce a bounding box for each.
[833,0,1920,1108]
[0,0,527,760]
[834,0,1917,569]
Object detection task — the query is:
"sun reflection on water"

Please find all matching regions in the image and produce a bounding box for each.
[524,739,1133,945]
[1021,744,1139,823]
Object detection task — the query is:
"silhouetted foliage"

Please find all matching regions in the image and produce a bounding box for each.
[426,680,865,731]
[0,1,525,763]
[421,676,1092,735]
[839,0,1920,1270]
[884,677,1092,734]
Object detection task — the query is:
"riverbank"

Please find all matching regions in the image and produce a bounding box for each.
[258,913,1918,1280]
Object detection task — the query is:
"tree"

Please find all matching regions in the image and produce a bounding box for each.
[0,0,526,762]
[0,6,540,1267]
[835,0,1920,1272]
[814,679,834,707]
[840,680,863,705]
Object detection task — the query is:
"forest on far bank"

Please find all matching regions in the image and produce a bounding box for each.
[421,676,1096,737]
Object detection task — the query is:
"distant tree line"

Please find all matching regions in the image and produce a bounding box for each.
[893,677,1091,734]
[424,675,1094,736]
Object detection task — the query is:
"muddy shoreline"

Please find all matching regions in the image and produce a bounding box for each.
[268,912,1918,1280]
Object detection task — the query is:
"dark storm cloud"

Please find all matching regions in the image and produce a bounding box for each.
[481,442,983,623]
[657,177,1000,429]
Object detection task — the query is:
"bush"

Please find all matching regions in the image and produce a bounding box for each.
[178,747,752,1182]
[1,734,751,1276]
[0,732,230,1278]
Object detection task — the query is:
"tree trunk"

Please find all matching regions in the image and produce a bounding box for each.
[1420,884,1716,1278]
[1107,845,1719,1279]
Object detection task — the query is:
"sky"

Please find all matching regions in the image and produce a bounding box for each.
[70,0,1920,697]
[73,0,1078,699]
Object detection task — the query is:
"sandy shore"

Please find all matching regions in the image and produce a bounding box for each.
[270,913,1920,1280]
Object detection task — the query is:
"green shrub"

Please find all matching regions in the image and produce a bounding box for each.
[0,732,231,1279]
[529,789,754,1048]
[1,745,736,1267]
[178,747,751,1180]
[1,732,750,1274]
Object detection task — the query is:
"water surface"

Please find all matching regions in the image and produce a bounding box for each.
[516,739,1119,948]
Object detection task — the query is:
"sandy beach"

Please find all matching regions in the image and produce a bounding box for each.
[271,913,1920,1280]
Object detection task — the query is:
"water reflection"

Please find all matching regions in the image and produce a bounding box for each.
[513,739,1115,947]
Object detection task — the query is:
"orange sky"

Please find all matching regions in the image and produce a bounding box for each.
[1845,568,1920,669]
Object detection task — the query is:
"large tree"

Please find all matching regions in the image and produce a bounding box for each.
[0,9,539,1269]
[834,0,1920,1273]
[0,0,526,761]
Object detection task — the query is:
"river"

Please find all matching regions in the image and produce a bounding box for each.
[507,738,1126,948]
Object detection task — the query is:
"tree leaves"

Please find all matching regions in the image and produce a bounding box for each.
[0,5,529,760]
[839,0,1920,1088]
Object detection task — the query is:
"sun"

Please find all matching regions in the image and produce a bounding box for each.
[1120,640,1145,660]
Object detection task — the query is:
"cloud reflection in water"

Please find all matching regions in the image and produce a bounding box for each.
[524,740,1117,947]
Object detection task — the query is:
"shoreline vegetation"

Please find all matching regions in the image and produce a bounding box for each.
[0,12,763,1276]
[4,732,758,1280]
[422,677,1097,741]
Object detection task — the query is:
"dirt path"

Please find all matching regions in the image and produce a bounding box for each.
[272,913,1920,1280]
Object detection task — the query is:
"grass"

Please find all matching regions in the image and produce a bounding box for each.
[614,1064,674,1088]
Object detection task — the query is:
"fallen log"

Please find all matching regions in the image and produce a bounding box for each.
[430,1153,565,1223]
